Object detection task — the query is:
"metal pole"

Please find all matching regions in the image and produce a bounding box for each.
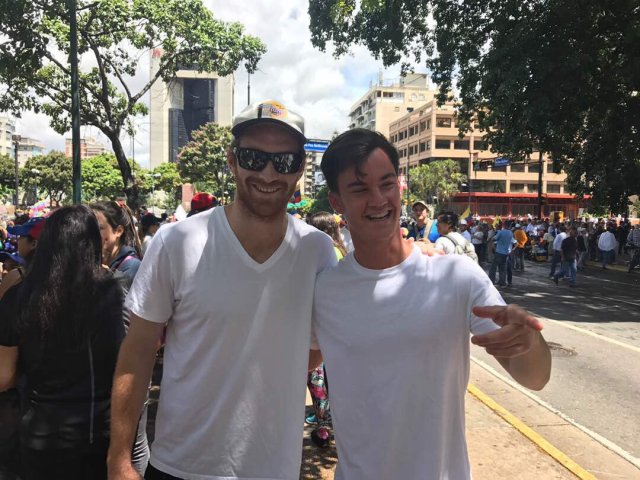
[13,136,19,207]
[537,151,543,218]
[247,72,251,105]
[69,0,82,203]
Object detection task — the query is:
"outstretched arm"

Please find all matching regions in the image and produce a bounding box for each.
[471,304,551,391]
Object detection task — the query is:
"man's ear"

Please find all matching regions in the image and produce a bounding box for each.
[328,191,345,214]
[227,149,237,178]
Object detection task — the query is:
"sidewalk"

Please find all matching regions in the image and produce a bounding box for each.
[301,389,577,480]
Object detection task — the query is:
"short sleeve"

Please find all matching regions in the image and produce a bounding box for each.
[464,260,506,335]
[0,285,20,346]
[124,230,175,324]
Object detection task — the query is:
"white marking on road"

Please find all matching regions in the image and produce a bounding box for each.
[543,318,640,354]
[471,356,640,470]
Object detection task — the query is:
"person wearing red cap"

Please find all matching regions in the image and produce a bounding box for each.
[108,100,337,480]
[0,217,46,300]
[187,192,217,217]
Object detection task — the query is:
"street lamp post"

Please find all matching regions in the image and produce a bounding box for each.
[146,173,161,208]
[31,168,41,202]
[12,135,21,207]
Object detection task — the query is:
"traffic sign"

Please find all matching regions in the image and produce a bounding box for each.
[494,157,510,167]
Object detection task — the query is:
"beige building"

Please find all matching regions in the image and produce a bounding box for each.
[65,136,107,159]
[389,99,578,217]
[348,73,437,138]
[0,115,16,159]
[16,137,45,166]
[149,48,234,169]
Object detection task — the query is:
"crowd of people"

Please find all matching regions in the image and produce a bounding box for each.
[6,97,634,480]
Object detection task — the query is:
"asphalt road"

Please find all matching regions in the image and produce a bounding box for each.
[472,256,640,467]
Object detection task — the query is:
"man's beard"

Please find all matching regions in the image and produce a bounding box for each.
[235,175,296,221]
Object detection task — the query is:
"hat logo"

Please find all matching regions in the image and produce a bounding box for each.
[258,101,287,120]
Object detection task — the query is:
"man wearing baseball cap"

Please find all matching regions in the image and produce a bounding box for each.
[187,192,217,217]
[0,217,46,299]
[109,101,336,480]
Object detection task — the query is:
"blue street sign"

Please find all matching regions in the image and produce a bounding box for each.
[494,157,510,167]
[305,140,330,153]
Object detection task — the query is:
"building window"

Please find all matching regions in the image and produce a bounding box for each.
[394,106,400,112]
[510,163,525,172]
[420,121,426,132]
[419,94,426,100]
[419,142,426,152]
[547,183,561,193]
[491,165,507,172]
[436,117,452,128]
[403,148,407,157]
[527,184,539,193]
[510,183,525,192]
[453,140,470,150]
[475,162,489,171]
[474,140,488,150]
[411,93,417,101]
[425,141,431,150]
[408,146,414,156]
[435,139,450,149]
[528,163,540,173]
[427,120,431,130]
[474,180,506,193]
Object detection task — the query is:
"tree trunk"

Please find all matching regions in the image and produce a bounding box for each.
[107,132,140,209]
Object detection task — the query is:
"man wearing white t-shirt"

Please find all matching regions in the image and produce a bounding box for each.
[312,129,551,480]
[107,101,336,480]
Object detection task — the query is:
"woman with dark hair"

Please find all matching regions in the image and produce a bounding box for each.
[90,201,142,285]
[0,205,125,479]
[304,211,345,448]
[90,201,150,473]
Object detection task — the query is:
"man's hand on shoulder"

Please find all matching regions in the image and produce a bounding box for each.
[407,238,445,257]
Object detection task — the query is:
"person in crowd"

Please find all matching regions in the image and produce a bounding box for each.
[598,224,618,269]
[549,225,567,278]
[554,227,578,287]
[312,128,550,480]
[91,201,143,290]
[489,222,514,287]
[513,223,528,271]
[304,211,348,448]
[486,224,496,263]
[407,199,438,242]
[434,212,473,256]
[139,213,162,257]
[471,221,485,262]
[187,192,217,217]
[627,225,640,272]
[576,227,588,270]
[107,100,337,480]
[91,201,149,474]
[0,217,46,300]
[458,218,472,242]
[0,205,125,480]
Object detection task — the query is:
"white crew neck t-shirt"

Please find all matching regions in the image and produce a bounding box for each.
[126,207,336,480]
[313,246,504,480]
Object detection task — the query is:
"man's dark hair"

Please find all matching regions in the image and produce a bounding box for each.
[437,211,459,230]
[321,129,399,192]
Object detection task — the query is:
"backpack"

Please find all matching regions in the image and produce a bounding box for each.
[444,233,479,263]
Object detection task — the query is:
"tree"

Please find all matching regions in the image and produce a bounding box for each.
[152,162,182,196]
[178,122,235,199]
[409,160,466,205]
[81,153,124,201]
[0,154,16,202]
[309,186,332,214]
[0,0,265,205]
[308,0,640,213]
[21,152,72,205]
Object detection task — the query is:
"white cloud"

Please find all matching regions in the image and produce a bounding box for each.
[12,0,425,167]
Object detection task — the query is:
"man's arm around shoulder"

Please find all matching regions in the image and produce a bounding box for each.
[108,313,165,480]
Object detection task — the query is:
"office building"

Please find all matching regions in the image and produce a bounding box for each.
[65,136,107,159]
[16,137,46,166]
[389,99,588,218]
[149,48,234,168]
[0,115,16,158]
[348,73,437,138]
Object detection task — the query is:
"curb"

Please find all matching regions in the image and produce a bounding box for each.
[468,384,597,480]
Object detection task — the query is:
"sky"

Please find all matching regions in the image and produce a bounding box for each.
[12,0,423,169]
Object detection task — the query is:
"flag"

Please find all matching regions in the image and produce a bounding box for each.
[460,207,470,220]
[290,190,301,204]
[492,216,502,228]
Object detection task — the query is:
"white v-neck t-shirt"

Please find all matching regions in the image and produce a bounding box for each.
[313,246,504,480]
[126,207,336,480]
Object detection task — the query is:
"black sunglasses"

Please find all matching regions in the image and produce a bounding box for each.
[234,147,304,174]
